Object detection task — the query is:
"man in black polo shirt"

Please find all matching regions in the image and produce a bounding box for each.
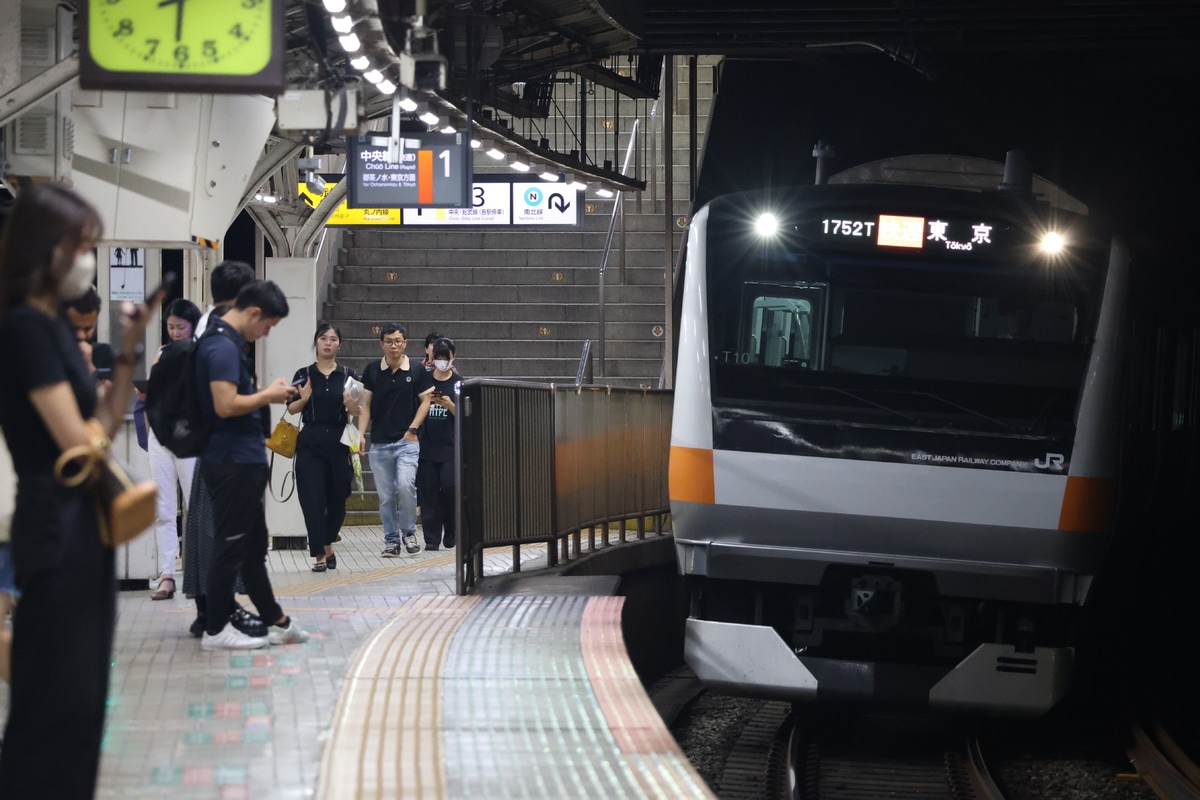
[357,324,431,557]
[197,281,310,650]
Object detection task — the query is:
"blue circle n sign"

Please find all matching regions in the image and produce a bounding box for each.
[524,188,543,207]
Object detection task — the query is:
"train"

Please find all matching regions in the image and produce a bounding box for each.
[669,152,1128,717]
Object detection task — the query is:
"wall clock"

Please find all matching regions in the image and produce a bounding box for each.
[80,0,285,94]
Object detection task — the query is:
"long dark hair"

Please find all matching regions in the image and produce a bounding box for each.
[164,298,202,328]
[0,184,102,320]
[313,320,342,346]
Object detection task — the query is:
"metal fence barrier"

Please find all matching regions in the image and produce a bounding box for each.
[455,380,672,594]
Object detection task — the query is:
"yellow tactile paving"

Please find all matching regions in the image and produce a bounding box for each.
[279,553,458,596]
[316,595,481,800]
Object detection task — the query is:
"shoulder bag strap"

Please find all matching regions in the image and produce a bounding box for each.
[267,450,296,503]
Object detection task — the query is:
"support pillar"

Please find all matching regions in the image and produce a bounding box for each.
[261,256,317,546]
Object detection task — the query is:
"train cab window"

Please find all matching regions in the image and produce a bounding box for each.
[742,283,825,369]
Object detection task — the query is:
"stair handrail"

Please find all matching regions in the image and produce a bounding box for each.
[575,339,594,385]
[597,111,645,378]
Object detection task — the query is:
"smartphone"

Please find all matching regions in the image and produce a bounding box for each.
[431,388,444,397]
[95,367,112,381]
[132,379,149,394]
[290,375,308,388]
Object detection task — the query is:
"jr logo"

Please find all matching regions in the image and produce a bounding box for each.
[1034,453,1065,470]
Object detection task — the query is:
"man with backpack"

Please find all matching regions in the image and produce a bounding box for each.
[195,281,309,650]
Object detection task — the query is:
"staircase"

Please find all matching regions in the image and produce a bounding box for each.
[327,56,717,523]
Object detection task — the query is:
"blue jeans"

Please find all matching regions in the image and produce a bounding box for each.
[369,439,420,544]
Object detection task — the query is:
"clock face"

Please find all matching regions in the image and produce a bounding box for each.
[88,0,274,76]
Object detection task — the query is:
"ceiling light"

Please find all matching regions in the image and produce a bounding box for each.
[564,174,586,191]
[363,69,384,84]
[537,164,560,182]
[470,139,481,149]
[397,94,418,112]
[330,15,353,34]
[338,33,361,52]
[322,0,346,12]
[349,56,369,70]
[440,123,457,134]
[419,110,441,126]
[484,141,504,160]
[507,155,530,172]
[595,187,614,198]
[376,80,397,95]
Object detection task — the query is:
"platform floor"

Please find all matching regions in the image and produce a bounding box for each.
[0,526,710,799]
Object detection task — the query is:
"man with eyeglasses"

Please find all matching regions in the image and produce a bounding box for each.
[357,324,431,556]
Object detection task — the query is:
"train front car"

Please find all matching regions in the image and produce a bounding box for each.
[671,156,1127,718]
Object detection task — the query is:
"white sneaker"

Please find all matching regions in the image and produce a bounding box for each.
[201,623,268,651]
[402,532,420,553]
[268,619,311,645]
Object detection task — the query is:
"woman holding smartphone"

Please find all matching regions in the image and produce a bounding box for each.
[286,322,358,571]
[416,337,463,551]
[0,183,161,797]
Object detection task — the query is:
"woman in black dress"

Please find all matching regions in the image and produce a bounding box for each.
[287,322,358,570]
[0,184,161,798]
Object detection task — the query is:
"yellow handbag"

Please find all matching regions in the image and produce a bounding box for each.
[266,412,300,458]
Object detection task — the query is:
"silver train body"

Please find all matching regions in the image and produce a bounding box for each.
[670,155,1127,717]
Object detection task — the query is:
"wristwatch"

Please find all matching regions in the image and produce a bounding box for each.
[407,427,420,435]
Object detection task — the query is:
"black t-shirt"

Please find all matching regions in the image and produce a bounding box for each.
[0,306,97,475]
[292,364,358,428]
[362,357,423,445]
[418,370,462,463]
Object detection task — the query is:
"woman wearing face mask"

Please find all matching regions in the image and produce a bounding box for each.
[415,337,463,551]
[286,322,359,571]
[0,184,162,798]
[145,298,201,600]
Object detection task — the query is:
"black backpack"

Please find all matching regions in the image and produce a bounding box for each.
[146,323,240,458]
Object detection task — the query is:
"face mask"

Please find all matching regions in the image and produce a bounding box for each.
[433,359,451,371]
[61,251,97,300]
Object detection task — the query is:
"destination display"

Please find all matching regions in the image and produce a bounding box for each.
[813,213,1001,253]
[347,133,469,209]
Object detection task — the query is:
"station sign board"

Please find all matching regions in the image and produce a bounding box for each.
[346,133,470,209]
[300,177,580,227]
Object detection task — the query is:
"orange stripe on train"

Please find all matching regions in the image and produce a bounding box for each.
[669,446,715,505]
[1058,475,1115,532]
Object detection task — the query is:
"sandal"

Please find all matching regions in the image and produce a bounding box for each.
[311,561,327,572]
[326,554,337,570]
[151,577,176,601]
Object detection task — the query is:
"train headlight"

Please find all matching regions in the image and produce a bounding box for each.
[1040,231,1065,254]
[754,213,779,237]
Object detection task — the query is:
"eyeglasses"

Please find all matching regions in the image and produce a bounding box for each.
[382,338,405,347]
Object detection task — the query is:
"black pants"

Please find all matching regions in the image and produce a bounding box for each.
[0,492,115,799]
[295,429,351,557]
[202,461,283,635]
[417,458,456,548]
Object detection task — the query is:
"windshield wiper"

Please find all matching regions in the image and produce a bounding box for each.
[915,391,1018,432]
[816,385,922,424]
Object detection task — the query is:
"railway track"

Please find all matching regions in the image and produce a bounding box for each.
[652,669,1006,800]
[1127,720,1200,800]
[786,711,1005,800]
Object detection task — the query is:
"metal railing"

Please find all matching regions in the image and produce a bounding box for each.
[455,380,672,594]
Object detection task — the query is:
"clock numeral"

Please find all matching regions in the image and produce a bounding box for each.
[203,40,218,59]
[145,38,160,57]
[113,19,134,37]
[230,23,249,41]
[174,44,189,65]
